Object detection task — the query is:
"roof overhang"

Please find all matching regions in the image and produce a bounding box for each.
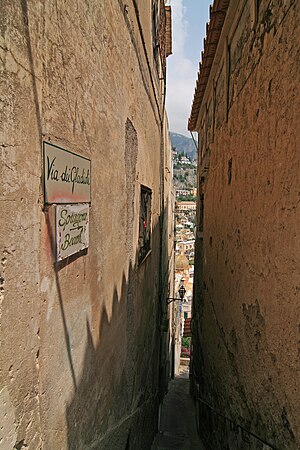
[188,0,230,131]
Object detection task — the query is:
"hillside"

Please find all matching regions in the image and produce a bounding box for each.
[170,132,198,160]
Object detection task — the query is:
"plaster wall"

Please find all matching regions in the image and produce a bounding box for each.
[0,1,172,449]
[192,1,300,449]
[159,115,175,393]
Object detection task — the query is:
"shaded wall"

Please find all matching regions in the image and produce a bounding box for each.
[0,1,173,448]
[192,1,300,449]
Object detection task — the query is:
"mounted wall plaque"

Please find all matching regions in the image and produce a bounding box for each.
[43,141,91,204]
[56,203,89,261]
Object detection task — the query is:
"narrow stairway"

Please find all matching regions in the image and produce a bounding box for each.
[151,366,205,450]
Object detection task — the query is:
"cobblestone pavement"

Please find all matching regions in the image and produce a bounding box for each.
[151,366,205,450]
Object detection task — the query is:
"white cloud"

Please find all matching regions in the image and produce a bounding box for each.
[171,0,187,55]
[166,0,198,136]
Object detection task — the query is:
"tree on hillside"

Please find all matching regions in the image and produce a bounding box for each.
[178,150,187,161]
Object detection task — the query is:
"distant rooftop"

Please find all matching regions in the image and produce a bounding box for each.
[176,201,196,205]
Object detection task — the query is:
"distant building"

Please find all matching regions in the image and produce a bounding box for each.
[176,189,193,197]
[176,201,197,211]
[178,240,195,254]
[175,188,197,198]
[175,254,190,272]
[180,156,190,164]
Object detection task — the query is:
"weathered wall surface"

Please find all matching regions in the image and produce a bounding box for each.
[192,1,300,449]
[159,116,175,391]
[0,1,172,449]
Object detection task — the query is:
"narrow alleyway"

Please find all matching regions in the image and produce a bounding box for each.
[151,366,205,450]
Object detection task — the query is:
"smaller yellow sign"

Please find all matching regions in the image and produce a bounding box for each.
[56,204,89,261]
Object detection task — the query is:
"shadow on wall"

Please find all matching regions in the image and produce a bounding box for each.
[64,239,163,449]
[19,1,170,447]
[43,198,172,450]
[44,212,166,450]
[39,117,170,449]
[42,142,167,448]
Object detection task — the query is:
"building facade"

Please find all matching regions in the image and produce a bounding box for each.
[0,1,173,449]
[189,0,300,449]
[176,201,197,212]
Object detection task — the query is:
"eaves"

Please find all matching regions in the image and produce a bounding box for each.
[188,0,236,131]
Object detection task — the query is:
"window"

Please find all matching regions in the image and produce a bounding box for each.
[152,0,159,69]
[228,158,232,184]
[138,185,152,264]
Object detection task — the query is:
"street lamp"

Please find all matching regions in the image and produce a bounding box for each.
[166,284,186,304]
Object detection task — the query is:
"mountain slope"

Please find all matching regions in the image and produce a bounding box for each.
[170,132,198,160]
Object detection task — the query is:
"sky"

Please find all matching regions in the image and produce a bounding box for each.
[166,0,211,137]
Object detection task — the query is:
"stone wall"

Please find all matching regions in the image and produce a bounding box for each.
[191,1,300,449]
[0,1,173,449]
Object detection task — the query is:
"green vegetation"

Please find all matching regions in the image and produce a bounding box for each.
[181,336,191,358]
[173,162,194,169]
[177,195,196,202]
[177,150,187,160]
[173,163,182,170]
[182,337,191,348]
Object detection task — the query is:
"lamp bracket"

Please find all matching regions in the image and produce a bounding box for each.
[166,297,182,305]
